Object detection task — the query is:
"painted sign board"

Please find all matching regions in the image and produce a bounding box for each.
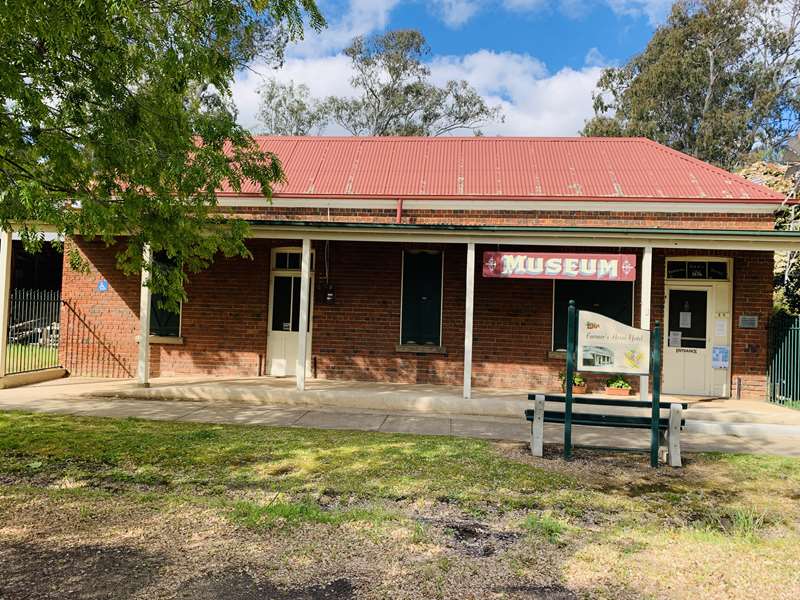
[577,310,651,375]
[712,346,730,369]
[97,278,109,293]
[483,252,636,281]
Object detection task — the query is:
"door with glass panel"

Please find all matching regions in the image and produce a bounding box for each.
[663,286,712,395]
[266,248,313,377]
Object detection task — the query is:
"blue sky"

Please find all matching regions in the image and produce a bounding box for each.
[233,0,671,136]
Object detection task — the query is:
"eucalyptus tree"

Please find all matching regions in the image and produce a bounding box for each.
[583,0,800,170]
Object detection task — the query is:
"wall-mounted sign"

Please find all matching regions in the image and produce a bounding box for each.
[577,310,650,375]
[738,315,759,329]
[97,278,109,293]
[483,252,636,281]
[712,346,730,369]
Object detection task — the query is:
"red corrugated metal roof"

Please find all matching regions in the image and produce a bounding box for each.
[222,136,786,203]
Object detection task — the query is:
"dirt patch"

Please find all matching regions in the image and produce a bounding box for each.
[176,569,354,600]
[496,584,578,599]
[421,518,521,557]
[0,542,161,599]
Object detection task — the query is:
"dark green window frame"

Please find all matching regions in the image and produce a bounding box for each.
[149,252,181,338]
[552,280,634,351]
[400,250,443,346]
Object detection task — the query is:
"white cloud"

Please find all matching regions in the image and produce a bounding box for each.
[430,50,603,135]
[435,0,482,27]
[235,48,603,136]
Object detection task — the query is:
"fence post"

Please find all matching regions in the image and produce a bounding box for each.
[650,321,662,468]
[0,230,12,378]
[564,300,576,460]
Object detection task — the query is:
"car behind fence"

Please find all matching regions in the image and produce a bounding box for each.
[5,289,61,375]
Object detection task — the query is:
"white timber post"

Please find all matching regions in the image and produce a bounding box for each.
[137,243,152,386]
[640,246,653,403]
[296,238,311,392]
[668,403,683,468]
[463,242,475,400]
[530,394,545,457]
[0,230,12,378]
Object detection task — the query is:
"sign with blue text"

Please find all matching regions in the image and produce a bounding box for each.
[97,278,109,293]
[577,311,650,375]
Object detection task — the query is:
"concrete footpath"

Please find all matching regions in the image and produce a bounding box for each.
[0,377,798,457]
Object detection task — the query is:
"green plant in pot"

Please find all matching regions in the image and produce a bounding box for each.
[605,374,632,396]
[559,371,587,394]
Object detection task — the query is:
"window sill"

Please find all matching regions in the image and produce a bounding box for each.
[548,351,567,360]
[136,335,184,345]
[395,344,447,355]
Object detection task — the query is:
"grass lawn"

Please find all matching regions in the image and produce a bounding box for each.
[5,344,59,374]
[1,411,799,599]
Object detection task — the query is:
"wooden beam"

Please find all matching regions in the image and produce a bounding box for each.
[640,246,653,402]
[137,244,151,387]
[0,230,12,378]
[296,238,311,391]
[463,242,475,399]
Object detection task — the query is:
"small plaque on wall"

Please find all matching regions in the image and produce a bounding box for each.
[738,315,759,329]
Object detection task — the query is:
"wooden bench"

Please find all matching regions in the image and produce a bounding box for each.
[525,393,687,467]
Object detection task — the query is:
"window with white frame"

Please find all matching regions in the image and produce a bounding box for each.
[400,250,443,346]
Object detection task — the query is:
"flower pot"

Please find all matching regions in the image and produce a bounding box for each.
[605,387,631,396]
[572,385,587,395]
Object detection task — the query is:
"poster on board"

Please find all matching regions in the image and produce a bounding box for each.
[577,311,651,375]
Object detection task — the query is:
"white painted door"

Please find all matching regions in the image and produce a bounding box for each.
[266,249,312,377]
[663,286,712,395]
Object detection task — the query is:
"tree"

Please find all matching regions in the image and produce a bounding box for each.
[323,30,502,136]
[582,0,800,170]
[0,0,324,308]
[257,78,329,135]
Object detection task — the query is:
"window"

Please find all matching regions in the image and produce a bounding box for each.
[401,250,443,346]
[149,252,181,338]
[667,259,728,281]
[269,248,312,333]
[552,280,633,351]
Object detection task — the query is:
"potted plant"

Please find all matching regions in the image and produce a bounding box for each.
[559,371,587,395]
[605,375,632,396]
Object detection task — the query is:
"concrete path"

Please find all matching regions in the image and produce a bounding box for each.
[0,376,798,457]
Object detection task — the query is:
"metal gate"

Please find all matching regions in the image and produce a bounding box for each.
[768,313,800,406]
[5,289,62,375]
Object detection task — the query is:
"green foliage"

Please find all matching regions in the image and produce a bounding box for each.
[257,78,329,135]
[605,375,632,389]
[259,29,503,137]
[558,371,586,388]
[522,512,567,543]
[583,0,800,170]
[0,0,324,308]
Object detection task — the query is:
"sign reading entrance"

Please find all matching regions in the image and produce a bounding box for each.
[577,310,650,375]
[483,252,636,281]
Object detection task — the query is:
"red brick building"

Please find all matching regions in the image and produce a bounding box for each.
[57,137,800,401]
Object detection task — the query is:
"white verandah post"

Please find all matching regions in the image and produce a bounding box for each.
[640,246,653,402]
[296,238,311,392]
[463,242,475,399]
[137,243,152,386]
[0,230,12,378]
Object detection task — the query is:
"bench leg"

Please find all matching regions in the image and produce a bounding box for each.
[668,403,682,467]
[658,429,668,464]
[530,394,545,457]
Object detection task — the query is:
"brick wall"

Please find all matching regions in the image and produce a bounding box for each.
[229,206,775,230]
[60,238,276,378]
[59,238,774,400]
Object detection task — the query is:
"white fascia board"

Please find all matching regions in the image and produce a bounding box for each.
[218,196,779,214]
[246,224,800,252]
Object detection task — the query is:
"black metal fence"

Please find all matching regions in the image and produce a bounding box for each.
[768,313,800,408]
[5,289,62,375]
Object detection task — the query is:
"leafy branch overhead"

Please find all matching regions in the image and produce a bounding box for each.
[582,0,800,170]
[258,29,503,137]
[0,0,325,309]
